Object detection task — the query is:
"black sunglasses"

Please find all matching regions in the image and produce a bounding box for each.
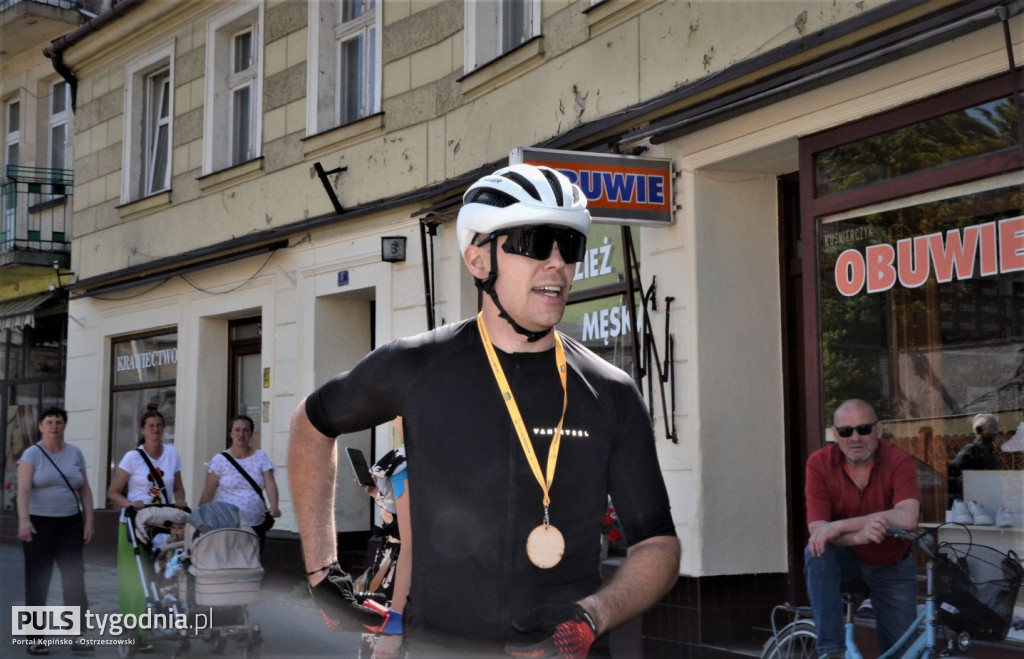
[834,422,877,438]
[485,226,587,262]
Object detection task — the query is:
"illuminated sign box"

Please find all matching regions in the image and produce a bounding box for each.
[511,146,674,226]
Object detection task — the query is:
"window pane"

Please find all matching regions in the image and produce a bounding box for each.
[339,35,364,124]
[7,102,19,134]
[4,392,40,511]
[815,93,1023,197]
[112,332,178,387]
[560,293,638,378]
[109,386,176,499]
[150,124,169,192]
[6,144,17,167]
[817,183,1024,521]
[233,30,253,73]
[502,0,528,51]
[341,0,364,23]
[27,318,64,378]
[232,85,252,165]
[50,124,67,170]
[51,82,68,116]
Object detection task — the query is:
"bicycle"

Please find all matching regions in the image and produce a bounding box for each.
[761,525,1024,659]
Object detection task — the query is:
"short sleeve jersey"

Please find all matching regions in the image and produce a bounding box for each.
[805,439,919,565]
[205,450,274,526]
[306,319,675,646]
[118,444,182,504]
[19,443,86,517]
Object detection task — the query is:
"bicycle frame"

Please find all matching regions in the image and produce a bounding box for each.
[843,558,937,659]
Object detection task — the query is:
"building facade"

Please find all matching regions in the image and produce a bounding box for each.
[0,0,108,512]
[41,0,1024,652]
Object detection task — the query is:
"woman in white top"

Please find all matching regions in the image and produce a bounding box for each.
[199,414,281,543]
[107,411,188,510]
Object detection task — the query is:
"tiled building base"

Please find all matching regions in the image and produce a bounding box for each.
[641,572,790,654]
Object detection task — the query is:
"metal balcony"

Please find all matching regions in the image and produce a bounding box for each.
[0,165,72,266]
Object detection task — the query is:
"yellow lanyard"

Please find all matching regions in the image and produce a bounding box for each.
[477,312,568,511]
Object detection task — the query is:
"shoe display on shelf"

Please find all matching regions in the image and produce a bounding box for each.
[967,500,994,526]
[997,506,1013,528]
[951,499,973,525]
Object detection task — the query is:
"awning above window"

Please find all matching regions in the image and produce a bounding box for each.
[0,293,52,331]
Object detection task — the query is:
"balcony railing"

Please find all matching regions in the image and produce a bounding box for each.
[0,165,72,255]
[0,0,80,12]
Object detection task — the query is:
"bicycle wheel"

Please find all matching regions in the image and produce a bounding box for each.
[761,620,818,659]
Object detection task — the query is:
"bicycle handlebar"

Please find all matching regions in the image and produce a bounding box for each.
[886,526,936,557]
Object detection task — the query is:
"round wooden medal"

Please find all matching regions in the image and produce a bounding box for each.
[526,524,565,569]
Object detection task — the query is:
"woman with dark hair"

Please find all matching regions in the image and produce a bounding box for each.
[199,414,280,544]
[17,406,95,655]
[107,411,187,509]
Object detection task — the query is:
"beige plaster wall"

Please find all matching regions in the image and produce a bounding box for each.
[61,0,888,282]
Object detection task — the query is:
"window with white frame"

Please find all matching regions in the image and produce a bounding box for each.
[307,0,380,135]
[465,0,539,72]
[122,43,174,203]
[3,100,19,244]
[4,100,19,172]
[48,82,69,172]
[205,0,263,174]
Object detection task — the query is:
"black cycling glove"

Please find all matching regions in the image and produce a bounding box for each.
[505,603,597,658]
[307,562,387,632]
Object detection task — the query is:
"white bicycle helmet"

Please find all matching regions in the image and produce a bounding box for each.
[456,163,590,256]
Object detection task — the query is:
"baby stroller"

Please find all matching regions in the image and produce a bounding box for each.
[115,502,265,658]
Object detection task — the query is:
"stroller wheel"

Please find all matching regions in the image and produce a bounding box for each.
[170,639,190,659]
[206,632,227,654]
[242,640,261,659]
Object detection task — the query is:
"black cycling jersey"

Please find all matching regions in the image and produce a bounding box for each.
[306,318,675,647]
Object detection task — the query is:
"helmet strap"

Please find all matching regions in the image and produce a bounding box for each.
[473,240,552,344]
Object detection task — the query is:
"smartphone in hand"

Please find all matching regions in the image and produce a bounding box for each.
[345,447,376,488]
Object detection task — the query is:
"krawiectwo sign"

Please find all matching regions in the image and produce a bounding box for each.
[510,147,674,226]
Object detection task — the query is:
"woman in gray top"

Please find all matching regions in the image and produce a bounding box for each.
[17,406,95,655]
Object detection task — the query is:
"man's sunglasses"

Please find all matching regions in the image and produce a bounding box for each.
[484,226,587,262]
[834,422,877,438]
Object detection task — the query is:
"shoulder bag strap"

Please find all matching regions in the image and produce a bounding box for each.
[136,447,170,503]
[220,451,268,508]
[33,442,83,512]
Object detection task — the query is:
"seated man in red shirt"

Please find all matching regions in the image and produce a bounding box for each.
[805,399,920,658]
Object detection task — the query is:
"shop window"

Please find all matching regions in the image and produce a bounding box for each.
[804,71,1024,523]
[815,92,1022,198]
[122,43,174,203]
[204,0,262,174]
[0,315,67,511]
[559,224,638,378]
[465,0,540,72]
[108,331,177,501]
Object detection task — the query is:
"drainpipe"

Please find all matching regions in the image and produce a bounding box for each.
[42,0,148,112]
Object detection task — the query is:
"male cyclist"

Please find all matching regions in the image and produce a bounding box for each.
[805,398,920,659]
[289,164,680,656]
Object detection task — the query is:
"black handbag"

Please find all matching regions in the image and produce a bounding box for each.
[220,451,274,533]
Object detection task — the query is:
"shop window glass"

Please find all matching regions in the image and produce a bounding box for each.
[8,328,23,379]
[815,92,1022,197]
[560,224,638,378]
[109,387,176,483]
[109,332,177,502]
[818,182,1024,521]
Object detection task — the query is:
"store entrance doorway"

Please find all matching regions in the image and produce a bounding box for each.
[779,172,812,605]
[228,318,262,449]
